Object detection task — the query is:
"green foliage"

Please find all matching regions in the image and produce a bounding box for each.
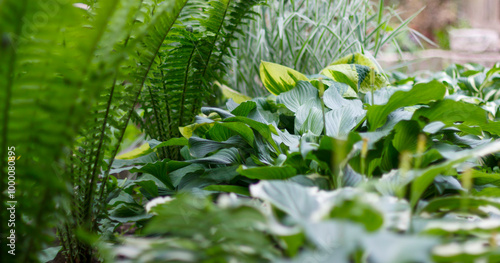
[228,0,426,97]
[110,60,500,262]
[136,0,264,160]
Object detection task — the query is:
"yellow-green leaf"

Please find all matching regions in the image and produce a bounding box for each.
[259,61,308,95]
[321,64,388,93]
[116,143,153,160]
[329,53,377,68]
[217,82,252,104]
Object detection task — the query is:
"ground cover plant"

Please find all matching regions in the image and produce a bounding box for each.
[1,0,500,262]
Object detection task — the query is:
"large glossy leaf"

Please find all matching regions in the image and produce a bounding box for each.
[421,196,500,214]
[295,98,324,135]
[203,185,250,196]
[367,80,446,130]
[187,147,243,165]
[260,61,308,95]
[392,120,421,152]
[237,165,297,180]
[276,81,319,113]
[412,99,500,135]
[129,159,175,189]
[250,180,335,223]
[362,231,437,263]
[323,82,363,110]
[188,136,247,158]
[223,116,279,151]
[321,64,388,93]
[410,140,500,208]
[325,105,366,139]
[218,82,252,103]
[329,53,378,68]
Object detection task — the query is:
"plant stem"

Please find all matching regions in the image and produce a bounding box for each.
[374,0,385,57]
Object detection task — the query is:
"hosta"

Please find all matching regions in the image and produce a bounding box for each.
[109,54,500,262]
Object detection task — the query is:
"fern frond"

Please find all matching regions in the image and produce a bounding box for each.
[138,0,262,160]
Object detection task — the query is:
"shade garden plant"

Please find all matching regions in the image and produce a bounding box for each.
[1,0,500,262]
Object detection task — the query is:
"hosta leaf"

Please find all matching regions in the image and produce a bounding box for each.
[148,138,189,149]
[109,203,152,223]
[421,196,500,214]
[329,53,378,69]
[367,80,446,130]
[259,61,308,95]
[203,185,250,196]
[187,147,242,165]
[130,159,174,189]
[363,231,437,263]
[224,116,279,151]
[412,99,500,135]
[410,140,500,208]
[218,122,255,146]
[250,180,333,223]
[116,143,153,160]
[136,180,159,200]
[189,136,247,158]
[230,101,257,117]
[201,107,235,119]
[237,165,297,180]
[112,152,159,168]
[218,82,252,103]
[323,82,363,110]
[179,122,213,138]
[325,105,366,139]
[392,120,421,152]
[304,221,365,252]
[276,81,319,113]
[321,64,388,93]
[295,98,324,136]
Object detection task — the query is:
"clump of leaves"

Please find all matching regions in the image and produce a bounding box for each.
[108,56,500,262]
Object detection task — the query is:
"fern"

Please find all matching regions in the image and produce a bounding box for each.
[0,0,188,261]
[62,0,188,262]
[137,0,263,160]
[0,0,128,261]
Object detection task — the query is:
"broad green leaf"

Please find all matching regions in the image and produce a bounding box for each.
[189,136,247,158]
[203,185,250,196]
[218,82,252,103]
[295,98,324,136]
[367,80,446,130]
[136,180,159,199]
[112,152,159,168]
[130,159,174,189]
[179,122,213,138]
[392,120,421,152]
[321,64,388,93]
[276,81,319,112]
[410,141,500,208]
[259,61,308,95]
[117,138,188,160]
[223,116,279,151]
[218,122,255,146]
[148,138,188,149]
[325,105,366,139]
[250,180,333,223]
[329,53,378,69]
[323,82,363,110]
[231,101,257,117]
[109,203,152,223]
[188,147,242,165]
[116,143,153,160]
[237,165,297,180]
[362,231,438,263]
[412,99,500,135]
[421,196,500,214]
